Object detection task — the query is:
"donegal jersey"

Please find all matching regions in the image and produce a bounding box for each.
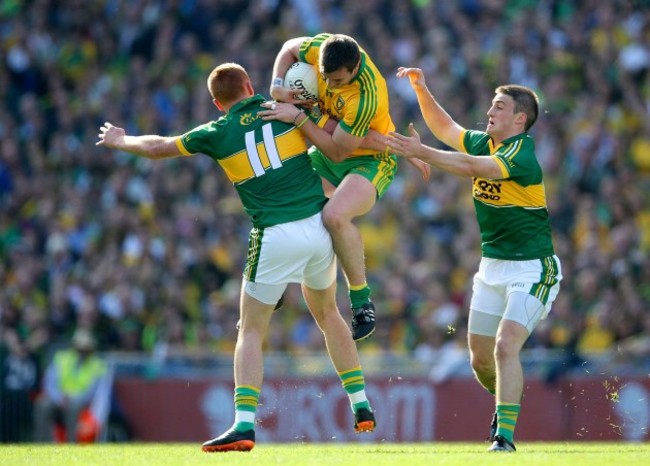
[298,33,394,157]
[176,94,327,228]
[461,130,555,260]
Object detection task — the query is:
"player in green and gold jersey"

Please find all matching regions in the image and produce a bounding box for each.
[97,63,375,452]
[267,33,430,342]
[387,68,562,453]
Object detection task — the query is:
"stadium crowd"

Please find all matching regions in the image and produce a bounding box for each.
[1,0,650,440]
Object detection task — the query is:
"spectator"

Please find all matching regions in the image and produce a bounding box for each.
[0,319,41,442]
[33,329,107,442]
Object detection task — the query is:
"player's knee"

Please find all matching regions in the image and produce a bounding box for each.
[237,318,268,339]
[470,351,494,375]
[494,335,520,361]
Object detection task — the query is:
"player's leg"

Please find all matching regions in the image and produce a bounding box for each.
[301,230,375,433]
[467,331,497,394]
[302,281,358,372]
[468,315,499,442]
[322,173,376,293]
[467,258,505,444]
[302,281,375,433]
[467,263,504,394]
[202,289,276,453]
[204,224,287,452]
[234,289,277,390]
[310,149,396,341]
[489,316,528,452]
[322,175,377,341]
[490,256,562,452]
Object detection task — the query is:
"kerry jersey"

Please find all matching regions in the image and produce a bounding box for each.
[461,130,555,260]
[176,94,327,228]
[298,33,394,157]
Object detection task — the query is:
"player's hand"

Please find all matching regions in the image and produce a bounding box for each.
[406,157,431,181]
[96,122,125,149]
[395,67,427,88]
[258,101,303,124]
[270,85,310,106]
[387,123,424,159]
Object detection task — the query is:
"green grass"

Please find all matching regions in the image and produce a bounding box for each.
[2,442,649,466]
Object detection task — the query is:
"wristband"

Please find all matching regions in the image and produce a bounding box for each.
[292,110,304,125]
[272,77,284,88]
[295,114,309,129]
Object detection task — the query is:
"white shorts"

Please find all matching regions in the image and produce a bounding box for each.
[242,212,336,304]
[468,255,562,336]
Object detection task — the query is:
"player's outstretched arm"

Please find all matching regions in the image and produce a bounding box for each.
[388,123,502,179]
[395,67,466,151]
[96,122,183,159]
[361,129,430,181]
[360,129,388,153]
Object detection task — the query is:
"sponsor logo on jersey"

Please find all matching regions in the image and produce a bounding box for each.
[240,112,260,126]
[473,179,502,201]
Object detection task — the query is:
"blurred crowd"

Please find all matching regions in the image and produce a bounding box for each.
[1,0,650,424]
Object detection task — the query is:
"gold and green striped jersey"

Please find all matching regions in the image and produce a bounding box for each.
[298,33,394,157]
[461,130,555,260]
[176,94,327,228]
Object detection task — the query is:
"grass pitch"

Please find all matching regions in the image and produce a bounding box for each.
[3,442,649,466]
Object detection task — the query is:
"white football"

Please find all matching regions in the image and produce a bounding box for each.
[285,62,319,101]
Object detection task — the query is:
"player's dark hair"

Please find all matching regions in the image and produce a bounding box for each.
[207,63,250,104]
[320,34,361,74]
[495,84,539,131]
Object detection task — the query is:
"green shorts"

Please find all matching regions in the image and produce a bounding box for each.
[308,147,397,199]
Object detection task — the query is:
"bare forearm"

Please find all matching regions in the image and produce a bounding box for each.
[361,129,387,152]
[272,52,297,82]
[323,118,377,152]
[112,135,180,159]
[388,123,502,179]
[412,84,457,143]
[258,101,357,162]
[299,120,350,162]
[411,145,476,177]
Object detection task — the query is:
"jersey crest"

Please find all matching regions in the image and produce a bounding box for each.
[334,96,345,112]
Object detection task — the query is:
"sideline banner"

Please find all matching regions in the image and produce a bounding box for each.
[114,376,650,442]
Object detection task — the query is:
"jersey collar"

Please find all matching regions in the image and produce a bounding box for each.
[488,131,528,153]
[229,94,266,113]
